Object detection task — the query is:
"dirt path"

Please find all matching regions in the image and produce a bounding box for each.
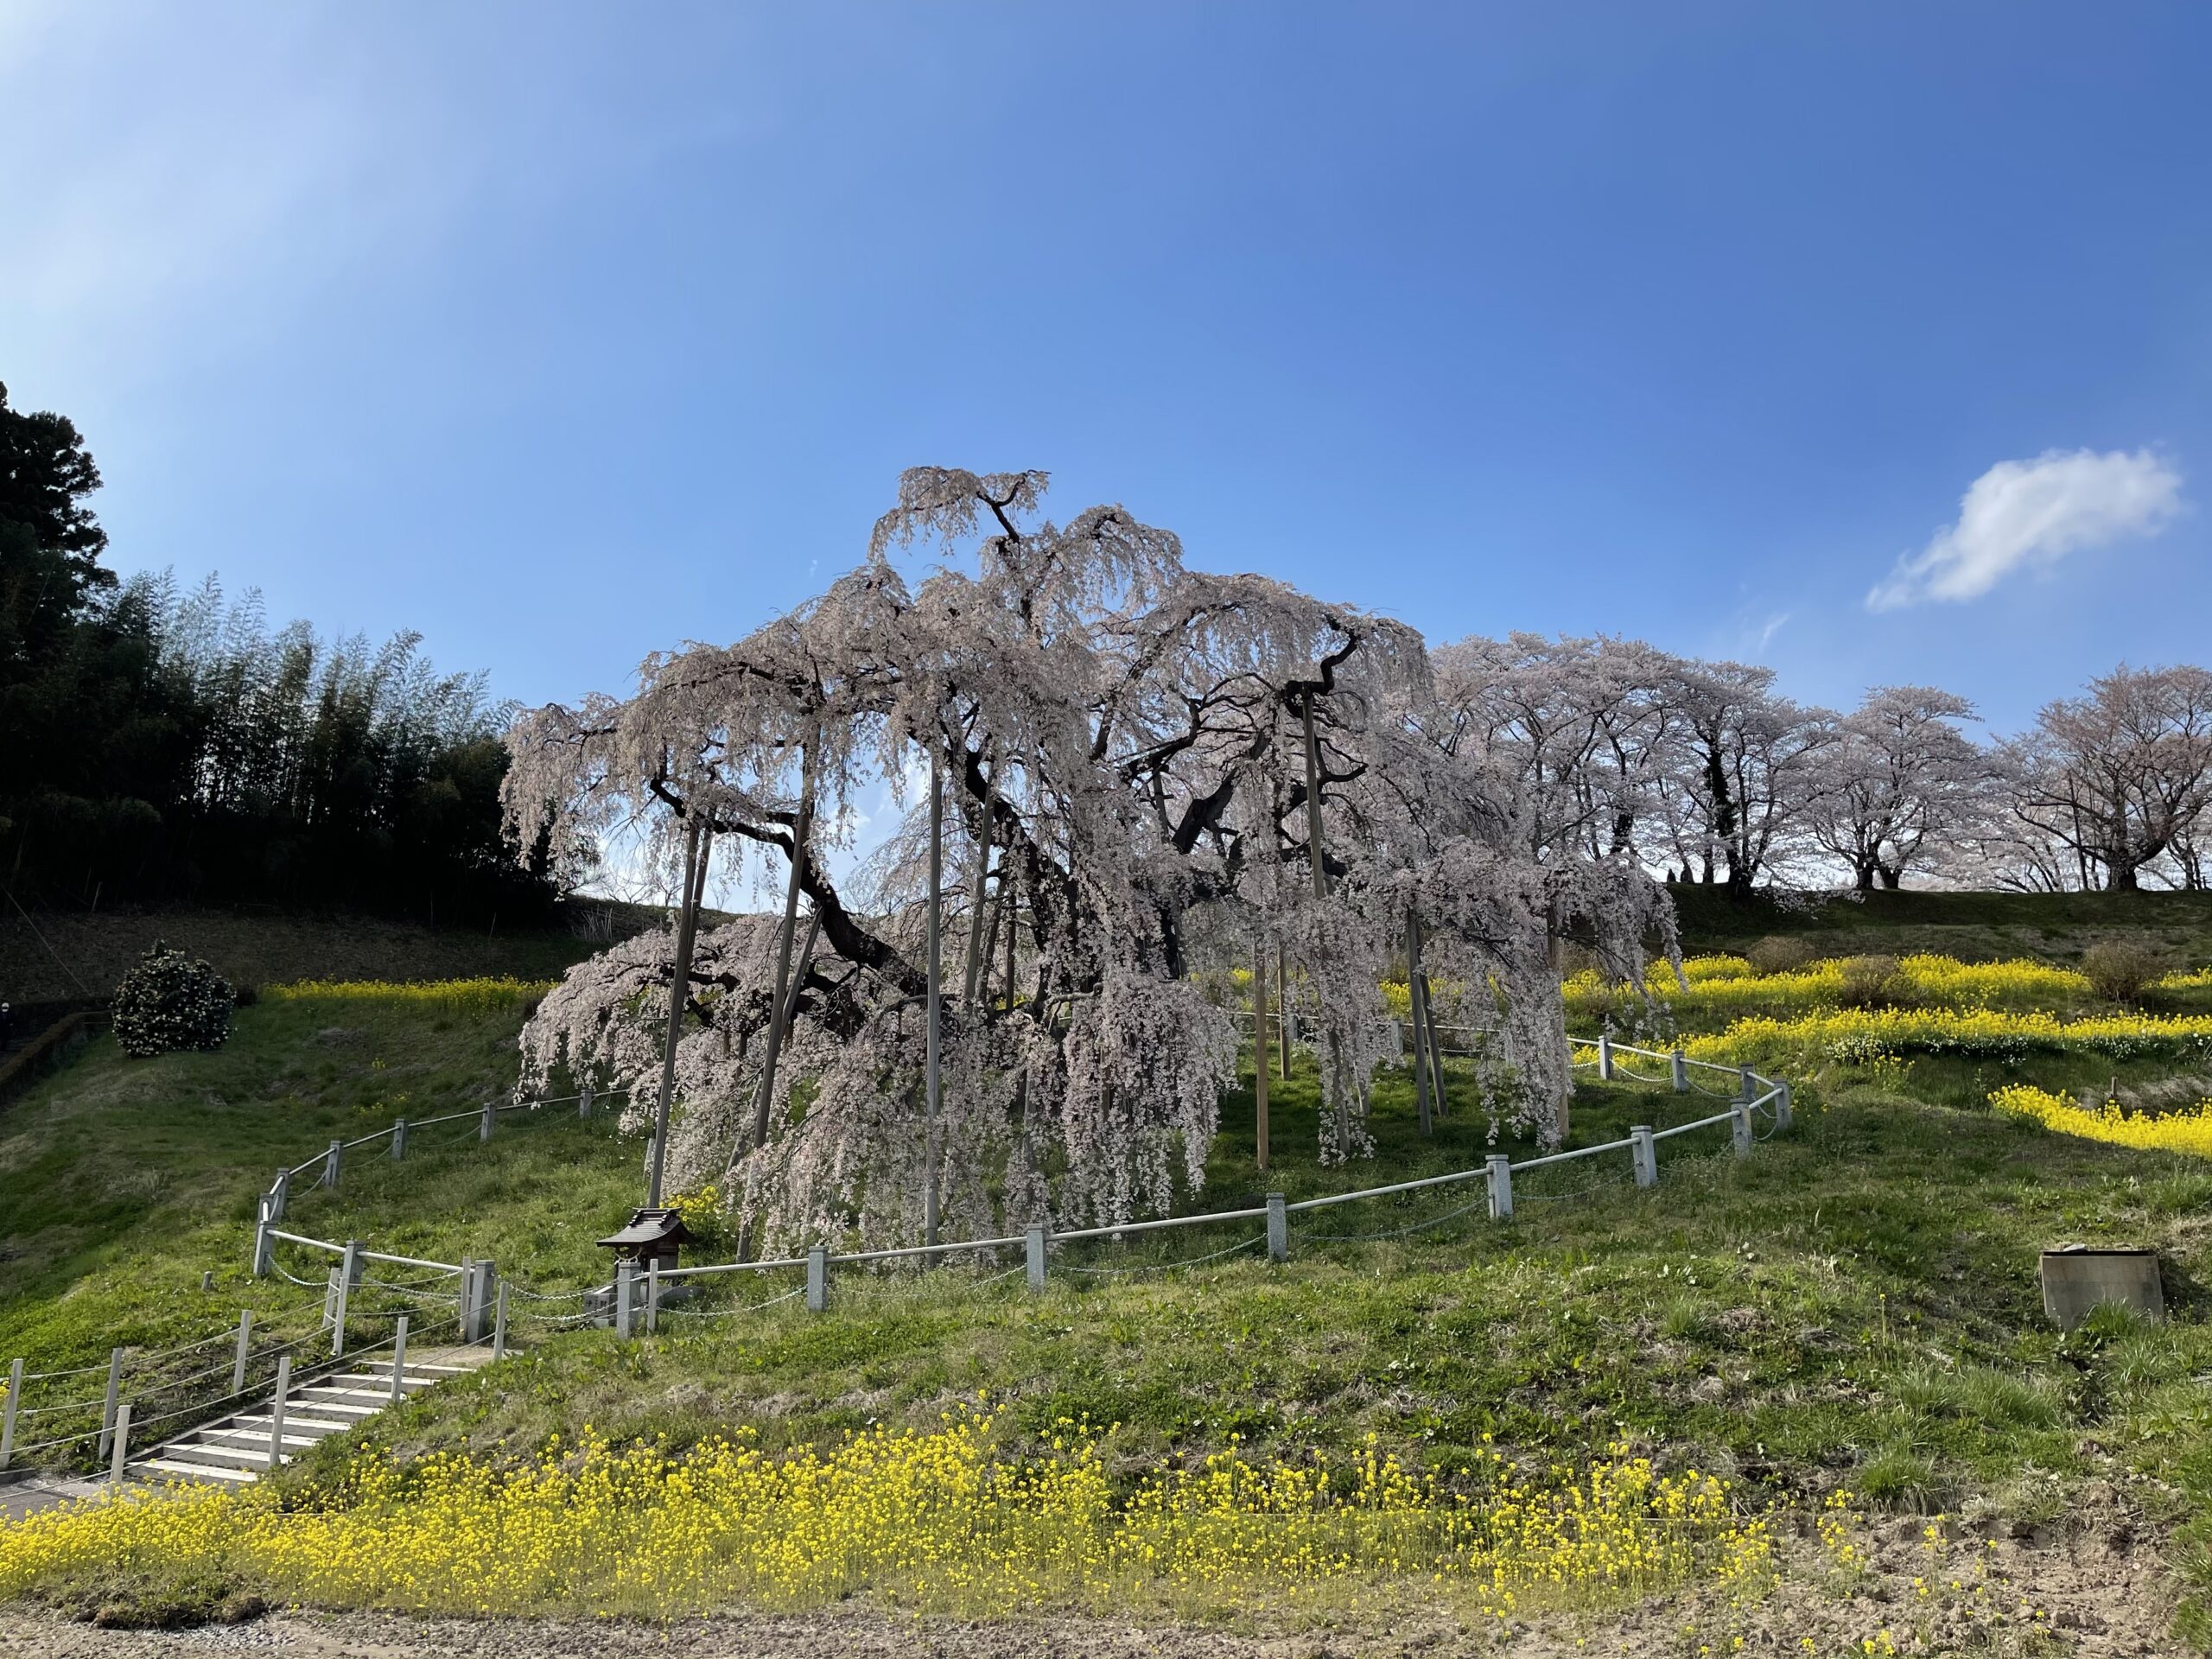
[0,1510,2186,1658]
[7,1611,1363,1659]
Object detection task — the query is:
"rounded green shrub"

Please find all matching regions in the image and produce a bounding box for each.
[1745,936,1816,976]
[111,942,235,1058]
[1837,954,1906,1009]
[2082,939,2161,1004]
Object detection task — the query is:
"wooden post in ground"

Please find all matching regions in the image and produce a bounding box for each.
[1276,944,1292,1080]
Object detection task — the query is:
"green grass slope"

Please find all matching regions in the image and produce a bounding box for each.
[12,893,2212,1640]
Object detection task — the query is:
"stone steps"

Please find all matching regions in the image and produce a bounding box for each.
[125,1345,494,1486]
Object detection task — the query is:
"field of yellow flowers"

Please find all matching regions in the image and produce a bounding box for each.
[1563,950,2210,1022]
[1989,1084,2212,1160]
[0,1414,1769,1624]
[264,976,555,1017]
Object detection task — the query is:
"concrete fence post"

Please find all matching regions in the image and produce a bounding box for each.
[579,1080,594,1119]
[646,1264,661,1335]
[1775,1080,1794,1133]
[1265,1193,1288,1262]
[806,1246,829,1313]
[321,1138,343,1188]
[480,1101,494,1142]
[1630,1126,1657,1189]
[268,1356,290,1471]
[232,1311,253,1393]
[96,1346,123,1460]
[333,1240,361,1358]
[463,1260,497,1344]
[269,1168,289,1221]
[391,1118,408,1160]
[1486,1155,1514,1221]
[1598,1034,1614,1081]
[493,1283,508,1361]
[1671,1051,1688,1094]
[108,1402,130,1489]
[1732,1100,1753,1159]
[615,1262,634,1338]
[1026,1224,1047,1291]
[1738,1064,1756,1104]
[390,1315,410,1404]
[1,1357,22,1471]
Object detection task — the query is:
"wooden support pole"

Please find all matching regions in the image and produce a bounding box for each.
[1252,944,1271,1173]
[649,817,709,1210]
[1421,971,1450,1116]
[962,747,998,1009]
[232,1311,252,1394]
[743,793,813,1167]
[1405,912,1433,1136]
[1276,944,1292,1080]
[925,749,943,1262]
[1301,696,1327,899]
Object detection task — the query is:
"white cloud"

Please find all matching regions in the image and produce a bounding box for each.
[1867,448,2183,611]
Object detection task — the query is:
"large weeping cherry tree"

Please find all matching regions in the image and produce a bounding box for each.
[502,468,1678,1252]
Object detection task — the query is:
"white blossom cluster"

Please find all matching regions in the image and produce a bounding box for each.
[111,942,234,1058]
[504,468,1675,1249]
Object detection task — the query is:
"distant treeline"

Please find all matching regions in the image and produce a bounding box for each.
[0,379,567,921]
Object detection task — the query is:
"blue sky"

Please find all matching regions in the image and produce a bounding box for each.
[4,2,2209,735]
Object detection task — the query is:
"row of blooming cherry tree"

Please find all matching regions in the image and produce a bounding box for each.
[1439,639,2212,896]
[500,469,1676,1252]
